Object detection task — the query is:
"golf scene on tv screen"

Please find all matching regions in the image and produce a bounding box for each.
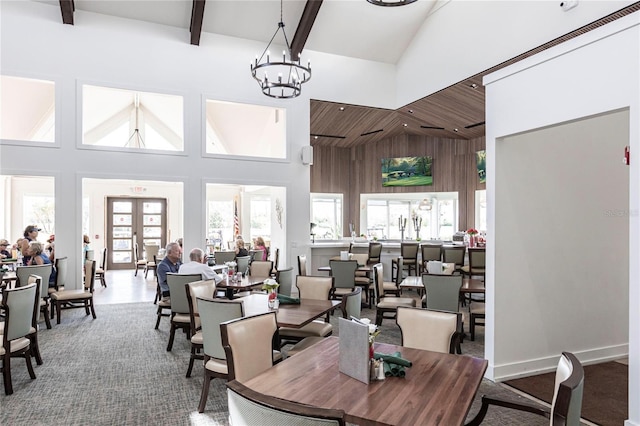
[381,156,433,187]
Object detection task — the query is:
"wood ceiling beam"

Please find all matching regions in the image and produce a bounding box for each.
[59,0,75,25]
[290,0,323,60]
[190,0,206,46]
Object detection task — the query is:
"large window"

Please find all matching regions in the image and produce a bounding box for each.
[0,176,55,243]
[205,99,286,159]
[475,190,487,232]
[362,193,458,241]
[310,194,342,240]
[1,75,55,143]
[82,84,184,151]
[250,197,271,241]
[207,200,234,249]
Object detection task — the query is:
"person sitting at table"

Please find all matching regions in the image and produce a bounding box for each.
[234,238,249,258]
[253,236,268,261]
[179,247,222,283]
[25,241,57,287]
[0,239,11,259]
[20,225,41,265]
[157,242,183,302]
[45,234,55,263]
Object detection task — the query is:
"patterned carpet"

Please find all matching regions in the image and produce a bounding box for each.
[1,295,551,426]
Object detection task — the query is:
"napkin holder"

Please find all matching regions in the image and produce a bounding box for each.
[427,260,443,274]
[338,318,370,384]
[340,251,349,261]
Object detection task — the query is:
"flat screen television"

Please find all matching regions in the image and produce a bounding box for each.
[381,156,433,187]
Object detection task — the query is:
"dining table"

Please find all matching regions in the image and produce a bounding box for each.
[399,275,485,296]
[238,293,341,328]
[215,275,269,300]
[243,336,488,425]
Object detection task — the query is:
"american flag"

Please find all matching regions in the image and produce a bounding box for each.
[233,200,240,238]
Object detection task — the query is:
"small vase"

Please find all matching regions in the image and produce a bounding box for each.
[369,341,374,359]
[468,235,476,248]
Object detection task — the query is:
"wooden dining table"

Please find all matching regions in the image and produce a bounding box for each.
[238,293,340,328]
[215,275,269,300]
[399,275,485,296]
[243,336,488,425]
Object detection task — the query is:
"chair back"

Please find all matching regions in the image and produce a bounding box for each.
[250,249,265,262]
[349,253,368,267]
[84,259,96,292]
[27,275,43,328]
[551,352,584,425]
[329,260,357,290]
[185,279,217,332]
[469,247,486,269]
[349,243,369,255]
[54,256,68,289]
[197,297,244,360]
[421,244,442,263]
[144,244,160,261]
[134,243,142,263]
[166,273,201,314]
[85,249,95,261]
[394,257,404,286]
[1,282,38,342]
[368,242,382,263]
[99,247,108,271]
[297,254,307,276]
[372,263,384,303]
[249,260,273,278]
[275,267,294,297]
[236,256,251,276]
[271,248,280,270]
[396,307,461,354]
[16,264,52,290]
[296,275,333,300]
[422,274,462,313]
[340,287,362,319]
[227,380,345,426]
[442,246,465,267]
[221,311,278,382]
[400,242,419,260]
[214,251,236,265]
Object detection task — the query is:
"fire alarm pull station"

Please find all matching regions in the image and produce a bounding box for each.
[624,146,630,165]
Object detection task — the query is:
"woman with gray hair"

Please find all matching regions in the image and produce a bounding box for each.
[25,240,57,286]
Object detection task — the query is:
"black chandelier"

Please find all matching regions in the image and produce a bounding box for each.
[251,0,311,99]
[366,0,417,6]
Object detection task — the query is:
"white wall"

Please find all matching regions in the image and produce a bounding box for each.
[0,1,395,286]
[484,13,640,424]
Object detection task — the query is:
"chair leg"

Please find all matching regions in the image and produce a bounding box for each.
[84,300,90,316]
[25,349,36,379]
[167,323,177,351]
[56,301,62,324]
[198,370,212,413]
[89,300,97,319]
[30,334,43,366]
[155,307,162,329]
[470,314,476,341]
[375,310,383,326]
[3,354,13,395]
[42,303,52,329]
[186,345,199,378]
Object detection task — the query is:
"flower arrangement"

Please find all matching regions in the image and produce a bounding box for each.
[262,278,280,301]
[466,228,478,236]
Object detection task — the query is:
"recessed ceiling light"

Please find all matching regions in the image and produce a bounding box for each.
[314,135,318,139]
[470,83,478,89]
[403,123,408,127]
[408,109,414,114]
[339,107,345,111]
[453,128,459,132]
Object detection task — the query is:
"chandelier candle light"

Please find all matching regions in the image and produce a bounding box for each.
[250,0,311,99]
[398,216,407,241]
[412,215,422,240]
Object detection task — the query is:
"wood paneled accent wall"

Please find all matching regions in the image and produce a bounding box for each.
[311,135,486,236]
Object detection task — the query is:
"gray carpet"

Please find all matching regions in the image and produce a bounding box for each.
[1,294,550,425]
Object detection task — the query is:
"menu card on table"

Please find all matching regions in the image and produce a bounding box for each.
[338,318,370,384]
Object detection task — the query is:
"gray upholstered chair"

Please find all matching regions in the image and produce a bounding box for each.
[372,263,416,326]
[442,245,466,275]
[249,260,273,278]
[220,311,280,383]
[95,247,108,287]
[16,263,53,329]
[421,274,462,313]
[235,256,251,277]
[154,272,171,329]
[227,380,346,425]
[391,242,419,281]
[297,254,307,276]
[165,273,202,351]
[396,307,462,354]
[214,251,236,265]
[249,249,265,262]
[461,247,486,280]
[329,259,357,299]
[50,260,97,325]
[1,282,38,395]
[196,296,244,413]
[185,279,217,378]
[279,276,334,346]
[275,267,294,297]
[466,352,584,426]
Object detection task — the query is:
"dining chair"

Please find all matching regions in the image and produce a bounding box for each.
[442,245,466,275]
[372,263,416,326]
[466,352,584,426]
[462,247,486,281]
[368,242,382,264]
[470,305,485,341]
[214,251,236,265]
[396,307,462,354]
[235,256,251,277]
[154,272,171,329]
[391,242,419,281]
[1,282,38,395]
[95,247,108,287]
[144,244,160,278]
[420,243,443,272]
[271,247,280,273]
[421,274,463,313]
[133,243,147,277]
[50,260,97,325]
[297,254,307,276]
[196,296,245,413]
[165,273,202,351]
[19,275,44,366]
[329,259,357,299]
[287,287,362,357]
[184,279,217,378]
[220,311,281,382]
[249,249,264,262]
[249,260,273,278]
[275,267,294,297]
[16,263,53,329]
[348,242,369,255]
[279,276,334,347]
[227,380,346,426]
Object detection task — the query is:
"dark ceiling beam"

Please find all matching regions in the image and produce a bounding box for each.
[290,0,323,60]
[59,0,75,25]
[190,0,206,45]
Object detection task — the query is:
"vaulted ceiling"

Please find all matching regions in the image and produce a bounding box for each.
[47,1,640,148]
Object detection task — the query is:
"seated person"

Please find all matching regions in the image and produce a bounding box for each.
[234,238,249,258]
[157,242,183,302]
[45,234,55,263]
[0,238,11,259]
[253,236,268,261]
[25,241,57,287]
[179,248,222,283]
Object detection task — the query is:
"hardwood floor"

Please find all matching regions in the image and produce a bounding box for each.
[93,269,157,305]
